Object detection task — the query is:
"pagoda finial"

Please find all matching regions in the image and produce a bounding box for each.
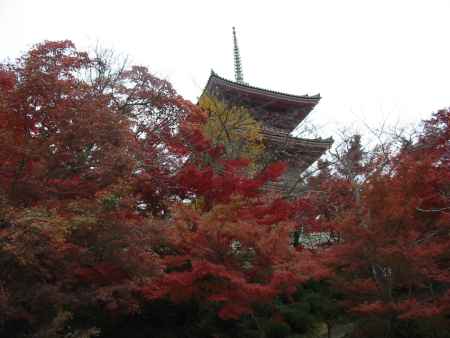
[232,26,245,84]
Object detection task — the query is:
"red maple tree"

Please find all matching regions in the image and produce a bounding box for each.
[138,110,326,319]
[308,110,450,336]
[0,41,190,333]
[0,41,324,336]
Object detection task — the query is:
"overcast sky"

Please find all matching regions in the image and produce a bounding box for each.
[1,0,449,138]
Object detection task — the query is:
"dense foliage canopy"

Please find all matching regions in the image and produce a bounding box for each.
[0,41,448,338]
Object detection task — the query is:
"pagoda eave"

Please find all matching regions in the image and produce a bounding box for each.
[205,73,320,103]
[204,72,320,131]
[261,127,332,171]
[262,127,333,152]
[206,72,326,131]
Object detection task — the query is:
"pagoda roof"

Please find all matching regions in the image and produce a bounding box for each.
[204,71,321,106]
[261,127,333,167]
[202,72,321,132]
[261,127,333,195]
[200,69,332,195]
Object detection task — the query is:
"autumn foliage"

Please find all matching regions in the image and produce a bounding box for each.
[307,110,450,337]
[0,40,192,336]
[0,41,322,337]
[1,41,449,338]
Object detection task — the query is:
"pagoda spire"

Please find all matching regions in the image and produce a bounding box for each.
[232,27,245,84]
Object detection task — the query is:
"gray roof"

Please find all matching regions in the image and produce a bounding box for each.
[204,71,321,105]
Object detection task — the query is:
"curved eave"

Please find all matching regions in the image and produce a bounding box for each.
[262,127,333,151]
[204,71,321,107]
[262,128,333,173]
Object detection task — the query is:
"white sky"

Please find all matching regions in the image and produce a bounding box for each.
[1,0,449,138]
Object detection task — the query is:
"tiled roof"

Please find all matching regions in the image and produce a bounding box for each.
[262,126,333,149]
[204,71,321,105]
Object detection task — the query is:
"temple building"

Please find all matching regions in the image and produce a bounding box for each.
[201,27,333,194]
